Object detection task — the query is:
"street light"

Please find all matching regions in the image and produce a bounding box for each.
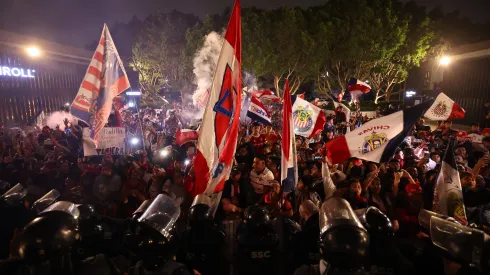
[439,56,451,66]
[26,46,41,57]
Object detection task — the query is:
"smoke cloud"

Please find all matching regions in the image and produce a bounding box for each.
[45,111,78,131]
[192,31,224,107]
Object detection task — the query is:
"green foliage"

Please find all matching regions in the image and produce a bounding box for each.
[131,1,445,104]
[129,11,198,107]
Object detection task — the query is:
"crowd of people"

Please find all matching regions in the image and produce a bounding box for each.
[1,99,490,274]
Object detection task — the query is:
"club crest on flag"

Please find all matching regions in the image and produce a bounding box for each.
[213,65,235,148]
[293,106,313,132]
[360,131,388,154]
[431,101,448,118]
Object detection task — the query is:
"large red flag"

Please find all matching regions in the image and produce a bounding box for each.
[281,80,298,192]
[194,0,242,202]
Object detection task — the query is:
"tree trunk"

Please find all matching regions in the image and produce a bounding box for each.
[385,83,393,101]
[273,75,281,97]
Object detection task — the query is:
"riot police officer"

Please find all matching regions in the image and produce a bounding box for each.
[428,215,490,275]
[31,189,60,214]
[10,201,80,274]
[129,194,191,275]
[294,197,369,275]
[236,205,279,275]
[0,184,34,259]
[177,194,225,275]
[362,207,414,275]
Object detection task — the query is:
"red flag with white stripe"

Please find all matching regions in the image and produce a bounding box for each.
[175,129,199,146]
[194,0,241,203]
[281,80,298,192]
[252,89,280,102]
[424,92,465,121]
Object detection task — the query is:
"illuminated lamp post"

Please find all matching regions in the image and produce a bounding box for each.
[26,46,41,57]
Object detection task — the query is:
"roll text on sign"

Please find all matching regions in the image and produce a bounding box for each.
[83,127,125,156]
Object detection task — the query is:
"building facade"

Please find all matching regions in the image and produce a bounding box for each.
[0,30,92,125]
[407,40,490,125]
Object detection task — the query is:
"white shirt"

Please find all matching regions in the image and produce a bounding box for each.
[250,167,275,194]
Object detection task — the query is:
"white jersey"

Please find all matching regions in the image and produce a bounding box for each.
[250,167,275,194]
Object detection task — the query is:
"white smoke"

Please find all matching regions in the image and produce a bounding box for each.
[45,111,78,131]
[192,31,224,107]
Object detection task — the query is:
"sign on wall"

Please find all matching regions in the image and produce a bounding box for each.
[0,66,36,78]
[83,127,126,156]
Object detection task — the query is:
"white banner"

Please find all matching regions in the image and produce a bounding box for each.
[83,127,126,156]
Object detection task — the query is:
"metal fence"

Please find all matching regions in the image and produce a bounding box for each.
[442,57,490,125]
[0,52,85,125]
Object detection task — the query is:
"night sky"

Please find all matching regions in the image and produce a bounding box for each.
[1,0,488,48]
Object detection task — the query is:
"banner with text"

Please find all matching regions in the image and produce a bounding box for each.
[83,127,126,156]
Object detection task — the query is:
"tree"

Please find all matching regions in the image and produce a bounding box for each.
[312,0,408,101]
[129,11,198,107]
[242,7,316,95]
[369,0,439,102]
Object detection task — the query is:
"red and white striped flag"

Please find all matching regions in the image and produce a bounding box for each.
[252,89,280,102]
[70,24,130,145]
[281,80,298,192]
[193,0,242,205]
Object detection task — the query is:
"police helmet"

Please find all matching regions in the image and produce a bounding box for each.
[364,206,393,235]
[245,205,270,228]
[17,209,78,264]
[188,194,213,226]
[319,198,369,269]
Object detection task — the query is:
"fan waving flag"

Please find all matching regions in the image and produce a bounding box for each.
[253,89,280,103]
[432,140,468,225]
[348,78,371,102]
[247,95,271,125]
[71,24,130,144]
[424,92,465,121]
[281,80,298,193]
[175,129,199,146]
[194,0,241,205]
[292,97,326,138]
[325,100,434,164]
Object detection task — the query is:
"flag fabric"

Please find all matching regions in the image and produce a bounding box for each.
[432,140,468,225]
[297,93,305,99]
[347,78,371,102]
[247,95,271,125]
[325,100,434,164]
[194,0,242,199]
[424,92,465,121]
[313,98,328,107]
[175,129,199,146]
[292,97,327,138]
[70,24,130,144]
[281,80,298,193]
[35,98,46,127]
[338,93,343,102]
[253,89,280,102]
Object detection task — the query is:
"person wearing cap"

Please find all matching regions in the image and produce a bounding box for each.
[250,155,275,202]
